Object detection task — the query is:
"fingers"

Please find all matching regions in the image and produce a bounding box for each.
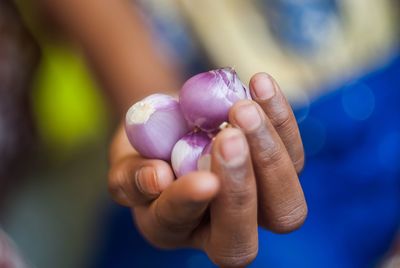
[229,100,307,233]
[206,128,258,267]
[133,171,220,248]
[249,73,305,173]
[108,155,174,206]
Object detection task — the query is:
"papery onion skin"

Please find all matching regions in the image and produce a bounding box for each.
[171,131,211,177]
[125,94,190,161]
[179,67,250,132]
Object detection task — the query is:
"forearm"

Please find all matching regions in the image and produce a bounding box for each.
[37,0,180,114]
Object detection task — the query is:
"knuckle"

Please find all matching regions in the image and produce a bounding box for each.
[220,164,255,208]
[227,187,255,208]
[270,106,292,131]
[210,245,258,268]
[258,139,285,167]
[269,203,308,233]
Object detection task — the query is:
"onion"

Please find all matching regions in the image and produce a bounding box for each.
[179,67,250,132]
[125,94,190,161]
[171,131,211,177]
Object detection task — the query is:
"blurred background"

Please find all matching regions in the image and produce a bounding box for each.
[0,0,399,267]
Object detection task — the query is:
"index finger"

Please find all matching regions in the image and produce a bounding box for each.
[229,100,307,233]
[133,171,220,249]
[206,128,258,267]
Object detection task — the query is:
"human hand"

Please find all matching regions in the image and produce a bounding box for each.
[380,235,400,268]
[108,73,307,267]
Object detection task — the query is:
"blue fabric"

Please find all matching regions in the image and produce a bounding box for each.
[261,0,340,54]
[93,54,400,268]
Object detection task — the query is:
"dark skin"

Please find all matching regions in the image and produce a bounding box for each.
[109,73,307,266]
[4,0,400,266]
[35,0,307,266]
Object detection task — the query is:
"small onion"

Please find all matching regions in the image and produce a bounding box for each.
[125,94,190,161]
[179,67,250,131]
[171,131,211,177]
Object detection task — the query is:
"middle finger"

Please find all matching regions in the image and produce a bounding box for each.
[230,100,307,233]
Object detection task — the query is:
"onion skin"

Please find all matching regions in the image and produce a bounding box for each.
[125,94,190,161]
[171,131,211,177]
[179,67,250,132]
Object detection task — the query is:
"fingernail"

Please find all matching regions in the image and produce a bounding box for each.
[252,73,275,100]
[136,166,159,195]
[234,104,262,131]
[219,131,246,164]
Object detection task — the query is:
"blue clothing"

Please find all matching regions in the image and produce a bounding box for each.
[93,55,400,268]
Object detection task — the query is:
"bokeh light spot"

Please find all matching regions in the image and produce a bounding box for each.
[341,82,375,121]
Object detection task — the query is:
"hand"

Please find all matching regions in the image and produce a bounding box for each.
[380,236,400,268]
[108,73,307,267]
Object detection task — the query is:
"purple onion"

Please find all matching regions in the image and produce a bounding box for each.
[171,131,211,177]
[179,67,250,131]
[125,94,190,161]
